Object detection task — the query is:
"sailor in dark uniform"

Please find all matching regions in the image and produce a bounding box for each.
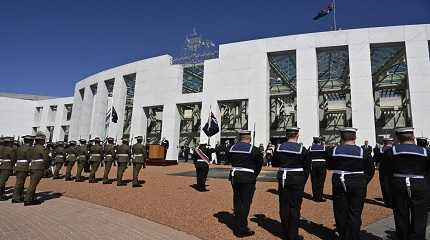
[227,130,263,237]
[376,137,394,207]
[192,143,215,191]
[327,127,374,240]
[384,128,430,240]
[416,137,428,148]
[272,127,311,240]
[308,136,328,202]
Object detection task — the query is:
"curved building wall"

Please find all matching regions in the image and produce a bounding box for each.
[67,24,430,160]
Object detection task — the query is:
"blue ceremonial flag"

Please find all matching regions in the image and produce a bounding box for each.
[313,2,335,21]
[202,112,219,137]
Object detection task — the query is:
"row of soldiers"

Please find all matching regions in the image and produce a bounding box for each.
[193,127,429,240]
[49,136,147,187]
[0,134,149,205]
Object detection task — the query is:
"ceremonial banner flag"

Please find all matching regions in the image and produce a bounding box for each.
[313,2,335,20]
[202,112,219,137]
[111,106,118,123]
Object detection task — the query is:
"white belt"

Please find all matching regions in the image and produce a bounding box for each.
[231,167,255,177]
[78,155,86,157]
[1,159,11,162]
[91,154,101,156]
[197,159,209,164]
[312,159,326,162]
[332,170,364,192]
[394,173,425,199]
[68,154,76,156]
[29,159,44,166]
[16,160,28,163]
[279,168,304,188]
[117,154,129,156]
[134,154,144,156]
[105,154,113,157]
[56,155,64,157]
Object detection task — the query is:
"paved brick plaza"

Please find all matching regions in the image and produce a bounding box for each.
[5,164,392,240]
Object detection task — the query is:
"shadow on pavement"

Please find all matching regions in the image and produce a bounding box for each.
[36,191,63,204]
[213,211,243,237]
[250,214,284,238]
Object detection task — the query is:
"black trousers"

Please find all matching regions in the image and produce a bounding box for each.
[379,171,392,207]
[232,181,256,232]
[278,174,306,240]
[195,164,209,190]
[332,174,367,240]
[13,171,28,201]
[311,163,326,200]
[391,177,429,240]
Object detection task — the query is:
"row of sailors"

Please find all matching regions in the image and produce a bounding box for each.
[0,135,148,205]
[194,127,429,240]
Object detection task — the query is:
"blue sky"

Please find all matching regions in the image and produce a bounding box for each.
[1,0,429,97]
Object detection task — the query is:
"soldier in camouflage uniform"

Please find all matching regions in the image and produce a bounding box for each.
[116,138,130,186]
[75,139,89,182]
[0,137,17,201]
[53,141,66,179]
[44,142,54,178]
[88,137,103,183]
[24,134,49,205]
[103,137,116,184]
[131,136,147,187]
[64,141,78,181]
[12,135,34,203]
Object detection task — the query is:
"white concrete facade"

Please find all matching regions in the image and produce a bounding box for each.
[1,24,429,160]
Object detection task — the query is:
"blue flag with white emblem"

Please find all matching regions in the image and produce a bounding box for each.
[313,2,334,20]
[202,112,219,137]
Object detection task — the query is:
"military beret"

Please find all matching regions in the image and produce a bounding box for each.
[339,127,357,133]
[285,127,300,133]
[79,139,87,143]
[395,127,414,135]
[93,137,101,142]
[69,140,77,145]
[135,136,143,140]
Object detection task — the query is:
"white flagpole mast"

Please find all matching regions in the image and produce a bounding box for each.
[333,0,337,31]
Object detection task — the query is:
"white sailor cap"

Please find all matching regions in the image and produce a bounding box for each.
[285,127,300,133]
[339,127,357,133]
[383,137,394,142]
[394,127,414,135]
[416,137,428,141]
[238,130,252,135]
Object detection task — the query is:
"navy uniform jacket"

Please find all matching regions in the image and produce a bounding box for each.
[374,145,392,166]
[327,144,374,181]
[227,142,263,184]
[382,144,430,177]
[309,143,328,166]
[272,142,311,178]
[192,146,215,167]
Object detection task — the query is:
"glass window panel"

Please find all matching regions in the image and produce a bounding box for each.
[182,65,204,94]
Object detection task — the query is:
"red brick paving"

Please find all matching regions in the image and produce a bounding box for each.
[5,164,391,240]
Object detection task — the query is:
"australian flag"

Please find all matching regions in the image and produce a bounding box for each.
[313,2,334,20]
[202,112,219,137]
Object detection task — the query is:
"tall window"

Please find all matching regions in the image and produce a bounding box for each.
[34,107,43,123]
[48,105,57,123]
[46,126,54,142]
[268,51,297,142]
[61,125,70,142]
[122,74,136,138]
[317,46,352,144]
[178,103,201,148]
[182,65,204,93]
[219,100,248,139]
[371,42,412,139]
[64,104,73,121]
[144,106,163,144]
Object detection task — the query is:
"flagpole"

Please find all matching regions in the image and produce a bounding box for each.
[333,0,337,31]
[208,105,211,146]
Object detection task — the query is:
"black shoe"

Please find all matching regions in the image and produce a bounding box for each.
[88,179,97,183]
[11,199,23,203]
[0,196,8,201]
[102,180,110,184]
[75,179,84,182]
[236,229,255,237]
[117,181,126,186]
[24,199,43,206]
[132,183,142,188]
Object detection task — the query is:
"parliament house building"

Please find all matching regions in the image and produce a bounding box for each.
[1,24,429,160]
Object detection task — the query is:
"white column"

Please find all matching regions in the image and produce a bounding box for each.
[91,81,108,138]
[108,75,126,139]
[69,89,83,140]
[348,42,376,145]
[296,37,319,146]
[405,26,430,137]
[161,103,180,160]
[248,52,270,146]
[130,72,144,137]
[79,86,94,140]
